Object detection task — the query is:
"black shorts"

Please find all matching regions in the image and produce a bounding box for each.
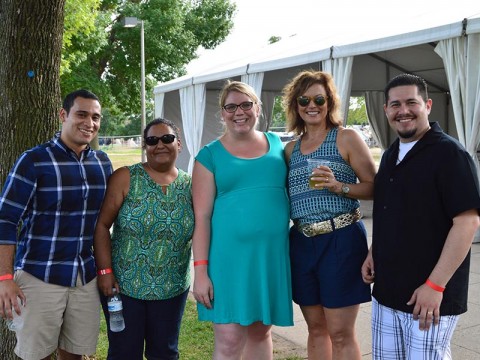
[289,221,371,308]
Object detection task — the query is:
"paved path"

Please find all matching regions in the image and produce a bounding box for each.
[271,200,480,359]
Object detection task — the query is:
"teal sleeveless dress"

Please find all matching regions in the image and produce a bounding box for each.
[195,132,293,326]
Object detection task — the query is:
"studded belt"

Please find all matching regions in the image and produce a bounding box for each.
[294,208,361,237]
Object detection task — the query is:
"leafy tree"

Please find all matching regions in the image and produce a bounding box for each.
[61,0,236,134]
[270,96,287,131]
[347,96,368,125]
[61,0,101,76]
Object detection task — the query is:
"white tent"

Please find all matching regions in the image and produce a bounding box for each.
[153,16,480,176]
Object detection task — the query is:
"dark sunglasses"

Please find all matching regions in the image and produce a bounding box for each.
[297,95,327,107]
[222,101,254,113]
[144,134,176,146]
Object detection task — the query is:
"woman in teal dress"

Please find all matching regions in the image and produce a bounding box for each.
[94,118,193,359]
[192,81,293,359]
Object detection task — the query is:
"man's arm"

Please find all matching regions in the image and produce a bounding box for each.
[0,154,36,318]
[0,245,25,319]
[407,209,480,330]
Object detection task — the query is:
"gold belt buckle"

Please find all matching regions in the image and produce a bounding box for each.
[301,220,332,237]
[298,208,361,237]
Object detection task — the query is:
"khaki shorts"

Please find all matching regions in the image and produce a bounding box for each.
[13,270,100,360]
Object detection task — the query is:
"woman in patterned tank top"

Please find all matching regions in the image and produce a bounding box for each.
[282,70,376,360]
[94,118,193,359]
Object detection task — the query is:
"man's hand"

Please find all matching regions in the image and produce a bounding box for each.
[407,283,442,330]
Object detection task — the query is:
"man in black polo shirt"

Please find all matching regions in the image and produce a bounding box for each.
[362,73,480,359]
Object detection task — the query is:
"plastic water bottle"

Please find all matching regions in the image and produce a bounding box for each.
[6,297,24,332]
[107,289,125,332]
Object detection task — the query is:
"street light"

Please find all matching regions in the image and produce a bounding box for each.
[123,16,146,162]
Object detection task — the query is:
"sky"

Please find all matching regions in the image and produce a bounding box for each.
[187,0,480,73]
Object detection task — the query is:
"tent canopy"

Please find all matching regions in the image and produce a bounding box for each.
[154,16,480,174]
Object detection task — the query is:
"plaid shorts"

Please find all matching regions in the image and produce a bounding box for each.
[371,297,458,359]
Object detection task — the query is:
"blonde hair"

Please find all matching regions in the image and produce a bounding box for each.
[282,70,343,135]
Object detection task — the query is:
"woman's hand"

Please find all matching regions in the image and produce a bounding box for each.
[193,271,214,309]
[310,166,342,194]
[97,273,118,297]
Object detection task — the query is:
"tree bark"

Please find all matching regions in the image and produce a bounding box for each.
[0,0,65,188]
[0,0,66,358]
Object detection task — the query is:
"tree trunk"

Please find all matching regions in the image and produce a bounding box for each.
[0,0,66,358]
[0,0,65,188]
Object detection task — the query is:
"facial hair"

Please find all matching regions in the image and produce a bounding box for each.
[397,128,417,140]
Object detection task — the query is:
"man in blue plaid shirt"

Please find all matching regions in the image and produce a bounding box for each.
[0,89,113,360]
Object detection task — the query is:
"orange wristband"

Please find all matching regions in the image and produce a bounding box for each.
[194,260,209,266]
[0,274,14,281]
[426,278,445,292]
[97,268,113,276]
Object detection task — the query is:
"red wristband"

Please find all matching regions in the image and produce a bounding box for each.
[194,260,209,266]
[97,268,113,276]
[0,274,14,281]
[426,278,445,292]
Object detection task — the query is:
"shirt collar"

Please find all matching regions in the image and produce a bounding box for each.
[52,131,92,158]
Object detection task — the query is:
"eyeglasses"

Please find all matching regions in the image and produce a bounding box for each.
[297,95,327,107]
[222,101,254,113]
[144,134,176,146]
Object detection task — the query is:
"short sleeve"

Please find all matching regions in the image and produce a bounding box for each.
[195,144,215,174]
[439,146,480,219]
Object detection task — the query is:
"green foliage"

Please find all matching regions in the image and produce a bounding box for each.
[61,0,101,76]
[269,36,281,44]
[61,0,236,135]
[184,0,237,49]
[270,96,287,130]
[347,96,368,125]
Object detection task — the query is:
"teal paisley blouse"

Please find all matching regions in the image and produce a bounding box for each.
[111,163,193,300]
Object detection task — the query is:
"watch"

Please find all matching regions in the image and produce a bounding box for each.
[340,183,350,197]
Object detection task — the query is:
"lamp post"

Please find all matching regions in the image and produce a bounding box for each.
[123,17,146,162]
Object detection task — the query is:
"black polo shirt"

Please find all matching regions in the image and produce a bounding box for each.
[372,122,480,315]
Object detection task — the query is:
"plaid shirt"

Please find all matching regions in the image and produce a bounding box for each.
[0,134,112,287]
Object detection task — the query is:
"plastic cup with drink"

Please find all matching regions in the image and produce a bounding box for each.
[307,158,330,190]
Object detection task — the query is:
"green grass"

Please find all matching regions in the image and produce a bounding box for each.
[102,146,142,169]
[178,299,214,358]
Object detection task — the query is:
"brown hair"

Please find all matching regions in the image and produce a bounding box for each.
[282,70,343,135]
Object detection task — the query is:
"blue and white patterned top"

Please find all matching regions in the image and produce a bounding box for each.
[288,128,359,225]
[0,133,112,287]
